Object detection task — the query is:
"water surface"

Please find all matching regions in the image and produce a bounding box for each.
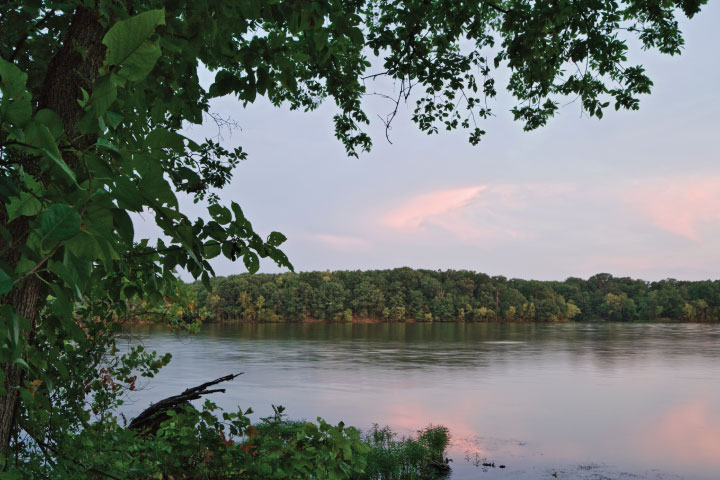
[122,323,720,479]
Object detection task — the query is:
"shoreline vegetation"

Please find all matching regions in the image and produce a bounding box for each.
[179,268,720,325]
[125,375,452,480]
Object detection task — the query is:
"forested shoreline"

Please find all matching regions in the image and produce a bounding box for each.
[191,269,720,323]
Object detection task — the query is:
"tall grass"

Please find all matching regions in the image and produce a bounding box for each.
[355,424,451,480]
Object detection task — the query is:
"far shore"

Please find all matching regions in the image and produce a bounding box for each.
[123,315,715,326]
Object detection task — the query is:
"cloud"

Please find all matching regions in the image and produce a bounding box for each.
[380,185,504,241]
[312,234,370,251]
[626,176,720,240]
[381,185,486,232]
[379,183,574,243]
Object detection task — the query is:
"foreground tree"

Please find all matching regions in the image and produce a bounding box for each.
[0,0,707,474]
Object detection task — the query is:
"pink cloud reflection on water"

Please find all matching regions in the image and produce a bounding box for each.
[382,399,494,457]
[638,397,720,468]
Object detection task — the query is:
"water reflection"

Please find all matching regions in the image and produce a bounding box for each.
[122,322,720,479]
[641,397,720,465]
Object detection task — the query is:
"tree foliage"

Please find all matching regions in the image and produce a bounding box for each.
[198,269,720,323]
[0,0,708,476]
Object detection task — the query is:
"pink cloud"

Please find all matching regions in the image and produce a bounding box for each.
[627,177,720,240]
[379,183,576,243]
[382,186,486,231]
[313,233,370,251]
[381,186,495,241]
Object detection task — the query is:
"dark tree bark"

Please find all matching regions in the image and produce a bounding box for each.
[0,6,107,453]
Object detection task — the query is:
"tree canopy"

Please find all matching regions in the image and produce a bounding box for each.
[196,269,720,323]
[0,0,708,476]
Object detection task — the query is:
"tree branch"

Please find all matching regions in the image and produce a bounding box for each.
[486,1,508,14]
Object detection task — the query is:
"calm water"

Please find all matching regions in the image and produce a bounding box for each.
[121,323,720,479]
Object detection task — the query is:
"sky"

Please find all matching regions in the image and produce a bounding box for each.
[137,4,720,282]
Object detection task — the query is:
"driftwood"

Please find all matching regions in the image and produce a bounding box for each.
[128,373,242,434]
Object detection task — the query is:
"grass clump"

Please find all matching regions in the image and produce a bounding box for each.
[356,424,451,480]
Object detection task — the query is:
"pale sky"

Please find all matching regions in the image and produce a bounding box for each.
[138,4,720,281]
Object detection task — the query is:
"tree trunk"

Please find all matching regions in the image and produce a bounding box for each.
[0,6,107,454]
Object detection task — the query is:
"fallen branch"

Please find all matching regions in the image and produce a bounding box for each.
[128,373,242,433]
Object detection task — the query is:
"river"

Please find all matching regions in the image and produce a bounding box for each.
[121,322,720,479]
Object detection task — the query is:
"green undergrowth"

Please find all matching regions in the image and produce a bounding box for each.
[8,402,450,480]
[253,408,452,480]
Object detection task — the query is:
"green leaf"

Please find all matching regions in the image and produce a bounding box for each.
[221,241,234,259]
[24,122,76,183]
[112,208,134,244]
[24,174,44,197]
[64,232,101,260]
[0,57,28,96]
[0,267,14,295]
[112,176,143,211]
[243,250,259,273]
[63,250,91,297]
[14,255,36,276]
[203,221,227,242]
[203,242,221,259]
[201,271,211,290]
[208,204,232,225]
[105,111,123,129]
[2,93,31,126]
[96,137,119,153]
[13,358,30,372]
[267,231,287,247]
[117,40,162,82]
[0,57,32,126]
[231,202,245,221]
[6,192,41,221]
[43,148,76,184]
[85,73,119,118]
[138,158,176,206]
[103,9,165,66]
[33,109,63,139]
[147,128,185,151]
[41,204,81,243]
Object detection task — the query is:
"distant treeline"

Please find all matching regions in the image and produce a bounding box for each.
[191,269,720,323]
